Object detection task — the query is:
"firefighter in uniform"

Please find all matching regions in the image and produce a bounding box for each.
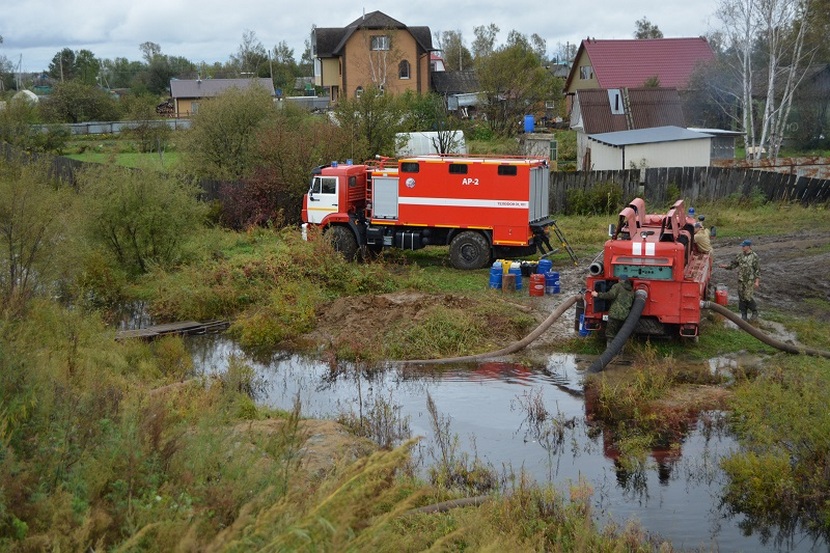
[720,239,761,321]
[591,274,635,346]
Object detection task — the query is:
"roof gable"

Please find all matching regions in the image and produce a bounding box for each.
[170,78,275,98]
[315,10,432,56]
[565,37,715,91]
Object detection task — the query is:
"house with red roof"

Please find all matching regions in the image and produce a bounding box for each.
[564,38,718,170]
[564,37,715,98]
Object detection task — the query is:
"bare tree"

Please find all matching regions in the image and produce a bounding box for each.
[715,0,817,159]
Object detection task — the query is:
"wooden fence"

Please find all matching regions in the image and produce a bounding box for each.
[550,166,830,212]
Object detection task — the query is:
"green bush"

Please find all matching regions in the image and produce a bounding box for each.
[564,182,624,215]
[77,165,208,275]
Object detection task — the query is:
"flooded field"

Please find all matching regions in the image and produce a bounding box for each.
[188,334,827,552]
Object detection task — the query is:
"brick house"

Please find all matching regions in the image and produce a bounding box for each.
[311,10,433,102]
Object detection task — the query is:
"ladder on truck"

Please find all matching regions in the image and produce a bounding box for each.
[539,220,578,265]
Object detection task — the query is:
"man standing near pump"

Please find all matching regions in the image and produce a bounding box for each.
[591,274,635,346]
[720,240,761,321]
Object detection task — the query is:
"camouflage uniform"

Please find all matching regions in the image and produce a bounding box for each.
[595,280,635,341]
[724,250,760,320]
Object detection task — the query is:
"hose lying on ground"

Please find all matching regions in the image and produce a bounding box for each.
[395,294,580,366]
[702,301,830,359]
[587,289,648,373]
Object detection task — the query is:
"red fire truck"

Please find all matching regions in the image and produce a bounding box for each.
[301,155,573,270]
[583,198,712,339]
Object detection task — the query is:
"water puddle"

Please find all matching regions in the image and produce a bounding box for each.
[187,334,827,552]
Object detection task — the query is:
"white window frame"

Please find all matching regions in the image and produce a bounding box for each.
[579,65,594,80]
[371,35,390,51]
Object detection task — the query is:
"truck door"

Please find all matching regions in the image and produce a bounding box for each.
[306,175,339,224]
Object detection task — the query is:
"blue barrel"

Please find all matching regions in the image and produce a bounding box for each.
[489,263,503,289]
[509,263,523,291]
[523,114,535,133]
[545,270,560,294]
[578,313,590,337]
[537,258,553,274]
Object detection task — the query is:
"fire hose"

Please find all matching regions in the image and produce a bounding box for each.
[397,294,580,366]
[701,301,830,359]
[587,289,648,373]
[395,292,830,369]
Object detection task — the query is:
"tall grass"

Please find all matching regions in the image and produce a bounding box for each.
[722,357,830,538]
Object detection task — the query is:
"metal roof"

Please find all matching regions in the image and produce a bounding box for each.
[169,78,275,98]
[587,125,713,147]
[574,87,686,134]
[431,70,479,95]
[565,37,715,91]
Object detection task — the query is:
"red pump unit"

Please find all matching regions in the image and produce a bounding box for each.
[583,198,712,339]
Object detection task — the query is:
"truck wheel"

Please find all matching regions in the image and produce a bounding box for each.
[359,243,383,262]
[328,226,358,261]
[449,231,491,270]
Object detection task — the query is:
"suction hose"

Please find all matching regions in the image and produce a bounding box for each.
[397,294,580,366]
[588,289,648,373]
[701,301,830,359]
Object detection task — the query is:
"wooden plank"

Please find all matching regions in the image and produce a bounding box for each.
[115,320,228,341]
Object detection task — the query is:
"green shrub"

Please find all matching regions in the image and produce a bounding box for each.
[564,182,624,215]
[77,165,208,275]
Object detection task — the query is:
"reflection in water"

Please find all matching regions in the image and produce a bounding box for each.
[186,334,828,552]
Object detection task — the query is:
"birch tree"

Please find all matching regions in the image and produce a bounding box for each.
[715,0,816,159]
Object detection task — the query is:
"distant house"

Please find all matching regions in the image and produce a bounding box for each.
[563,37,715,114]
[586,125,713,170]
[312,10,433,102]
[430,52,446,72]
[571,87,687,170]
[168,78,275,117]
[431,70,480,117]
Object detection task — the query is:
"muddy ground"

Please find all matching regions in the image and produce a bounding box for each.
[308,230,830,357]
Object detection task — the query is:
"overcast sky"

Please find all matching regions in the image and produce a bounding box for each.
[3,0,721,74]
